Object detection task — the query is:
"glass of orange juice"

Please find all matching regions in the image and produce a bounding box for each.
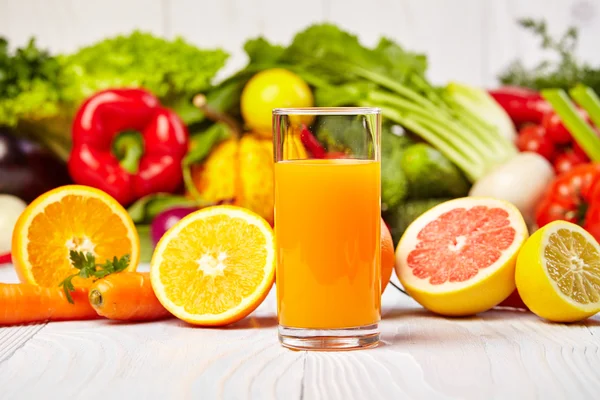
[273,107,381,351]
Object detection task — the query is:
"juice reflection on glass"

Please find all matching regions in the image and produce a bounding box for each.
[273,107,381,351]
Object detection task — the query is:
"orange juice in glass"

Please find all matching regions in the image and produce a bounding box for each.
[273,108,381,350]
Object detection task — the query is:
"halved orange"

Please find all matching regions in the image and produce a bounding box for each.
[150,205,275,326]
[12,185,139,287]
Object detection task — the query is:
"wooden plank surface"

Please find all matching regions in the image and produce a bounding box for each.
[1,265,600,399]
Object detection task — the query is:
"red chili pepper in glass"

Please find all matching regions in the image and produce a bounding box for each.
[68,89,189,206]
[299,125,326,159]
[488,86,552,126]
[535,163,600,242]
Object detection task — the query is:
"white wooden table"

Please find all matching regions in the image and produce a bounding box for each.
[1,265,599,400]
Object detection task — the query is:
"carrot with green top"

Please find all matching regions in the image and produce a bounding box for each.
[0,250,133,326]
[89,272,172,321]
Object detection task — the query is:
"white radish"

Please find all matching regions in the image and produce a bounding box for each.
[469,152,554,227]
[0,195,27,254]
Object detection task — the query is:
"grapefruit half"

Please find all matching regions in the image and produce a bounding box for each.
[395,197,528,316]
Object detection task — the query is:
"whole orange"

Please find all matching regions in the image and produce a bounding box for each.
[381,219,395,293]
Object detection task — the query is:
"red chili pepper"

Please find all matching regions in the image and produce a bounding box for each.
[68,89,189,205]
[535,163,600,242]
[0,253,11,265]
[488,86,552,126]
[299,125,326,159]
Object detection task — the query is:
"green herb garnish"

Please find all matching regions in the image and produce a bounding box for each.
[500,18,600,93]
[59,250,130,303]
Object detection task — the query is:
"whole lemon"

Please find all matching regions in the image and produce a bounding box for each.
[241,68,314,136]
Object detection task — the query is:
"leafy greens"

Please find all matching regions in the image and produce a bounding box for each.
[205,24,516,181]
[58,31,228,119]
[500,18,600,93]
[0,38,62,126]
[0,32,228,160]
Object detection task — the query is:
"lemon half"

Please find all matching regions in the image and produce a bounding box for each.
[516,221,600,322]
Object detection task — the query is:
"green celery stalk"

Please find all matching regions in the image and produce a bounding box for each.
[444,95,516,160]
[570,85,600,133]
[452,111,512,161]
[298,55,505,179]
[542,89,600,161]
[373,105,483,180]
[353,66,440,113]
[409,75,450,111]
[408,114,486,164]
[369,90,493,163]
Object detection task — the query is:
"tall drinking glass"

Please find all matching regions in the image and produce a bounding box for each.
[273,107,382,351]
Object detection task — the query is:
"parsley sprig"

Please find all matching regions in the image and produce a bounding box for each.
[500,18,600,93]
[59,250,130,303]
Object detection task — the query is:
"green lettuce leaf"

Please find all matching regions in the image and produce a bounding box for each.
[0,38,62,126]
[244,37,285,65]
[59,31,228,108]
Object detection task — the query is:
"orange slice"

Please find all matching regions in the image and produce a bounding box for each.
[12,185,139,287]
[150,205,275,326]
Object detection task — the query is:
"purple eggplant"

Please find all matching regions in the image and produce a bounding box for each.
[0,128,71,202]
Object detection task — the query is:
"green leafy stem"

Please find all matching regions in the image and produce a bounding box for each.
[59,250,130,304]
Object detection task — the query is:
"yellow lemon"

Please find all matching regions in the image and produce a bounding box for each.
[516,221,600,322]
[241,68,313,136]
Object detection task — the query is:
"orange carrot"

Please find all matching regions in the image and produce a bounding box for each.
[88,272,172,321]
[0,283,97,325]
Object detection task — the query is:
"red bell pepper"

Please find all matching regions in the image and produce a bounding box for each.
[488,86,552,126]
[68,89,189,205]
[535,163,600,242]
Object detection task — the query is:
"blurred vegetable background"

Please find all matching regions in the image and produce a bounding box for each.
[2,9,600,263]
[0,32,227,160]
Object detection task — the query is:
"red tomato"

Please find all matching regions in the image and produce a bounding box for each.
[553,151,588,175]
[542,110,589,145]
[573,142,590,160]
[535,163,600,243]
[542,112,572,144]
[498,290,528,310]
[584,182,600,242]
[517,125,557,161]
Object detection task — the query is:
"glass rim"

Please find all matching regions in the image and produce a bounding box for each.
[272,107,381,116]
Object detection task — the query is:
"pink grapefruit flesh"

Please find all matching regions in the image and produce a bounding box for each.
[395,197,528,316]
